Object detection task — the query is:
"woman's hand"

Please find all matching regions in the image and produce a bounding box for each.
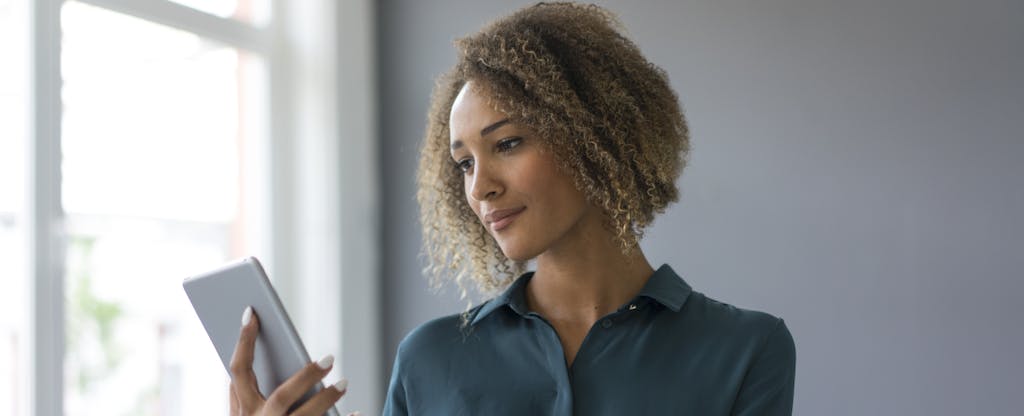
[229,306,358,416]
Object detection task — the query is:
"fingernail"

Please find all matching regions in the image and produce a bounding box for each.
[332,378,348,392]
[316,354,334,370]
[241,306,253,326]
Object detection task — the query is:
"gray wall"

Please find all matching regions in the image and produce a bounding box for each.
[377,0,1024,414]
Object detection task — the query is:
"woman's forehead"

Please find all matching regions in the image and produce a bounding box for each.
[449,83,508,143]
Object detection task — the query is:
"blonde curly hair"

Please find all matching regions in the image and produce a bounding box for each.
[416,2,689,302]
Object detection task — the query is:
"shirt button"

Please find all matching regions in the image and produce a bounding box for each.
[601,319,613,328]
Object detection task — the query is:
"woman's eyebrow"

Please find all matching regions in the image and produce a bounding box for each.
[479,119,510,137]
[451,118,511,151]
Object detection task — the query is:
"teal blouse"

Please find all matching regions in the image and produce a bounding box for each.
[383,264,796,415]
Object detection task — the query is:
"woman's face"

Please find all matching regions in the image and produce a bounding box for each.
[449,82,597,261]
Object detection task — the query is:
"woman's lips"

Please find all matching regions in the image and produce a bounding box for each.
[488,207,526,231]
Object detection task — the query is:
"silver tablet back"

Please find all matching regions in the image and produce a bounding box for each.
[183,257,336,415]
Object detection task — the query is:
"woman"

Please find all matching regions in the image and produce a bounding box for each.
[228,3,795,415]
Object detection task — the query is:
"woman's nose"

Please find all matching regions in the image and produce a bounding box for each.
[468,163,502,201]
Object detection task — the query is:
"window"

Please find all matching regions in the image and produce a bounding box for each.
[59,2,270,414]
[12,0,275,414]
[12,0,380,414]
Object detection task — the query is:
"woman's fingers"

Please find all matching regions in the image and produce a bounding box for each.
[264,355,338,414]
[229,306,264,411]
[289,378,347,416]
[226,305,348,416]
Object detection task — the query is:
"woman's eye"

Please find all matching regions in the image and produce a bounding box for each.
[496,137,522,152]
[455,158,474,173]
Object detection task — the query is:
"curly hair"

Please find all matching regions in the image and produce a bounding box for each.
[416,2,690,302]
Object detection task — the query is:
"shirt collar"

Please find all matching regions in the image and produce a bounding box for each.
[470,264,693,326]
[470,270,534,326]
[635,264,692,312]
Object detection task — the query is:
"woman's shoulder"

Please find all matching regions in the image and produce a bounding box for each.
[645,264,788,342]
[394,302,488,358]
[687,290,783,326]
[679,289,794,354]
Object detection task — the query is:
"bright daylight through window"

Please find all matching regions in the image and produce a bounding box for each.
[4,0,273,414]
[60,1,271,414]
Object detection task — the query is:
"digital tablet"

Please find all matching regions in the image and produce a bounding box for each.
[183,256,339,416]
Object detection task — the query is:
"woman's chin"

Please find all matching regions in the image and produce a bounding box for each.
[496,241,539,263]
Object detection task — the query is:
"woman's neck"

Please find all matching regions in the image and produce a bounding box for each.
[525,211,655,326]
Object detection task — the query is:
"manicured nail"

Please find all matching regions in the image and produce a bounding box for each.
[316,354,334,370]
[241,306,253,326]
[332,378,348,393]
